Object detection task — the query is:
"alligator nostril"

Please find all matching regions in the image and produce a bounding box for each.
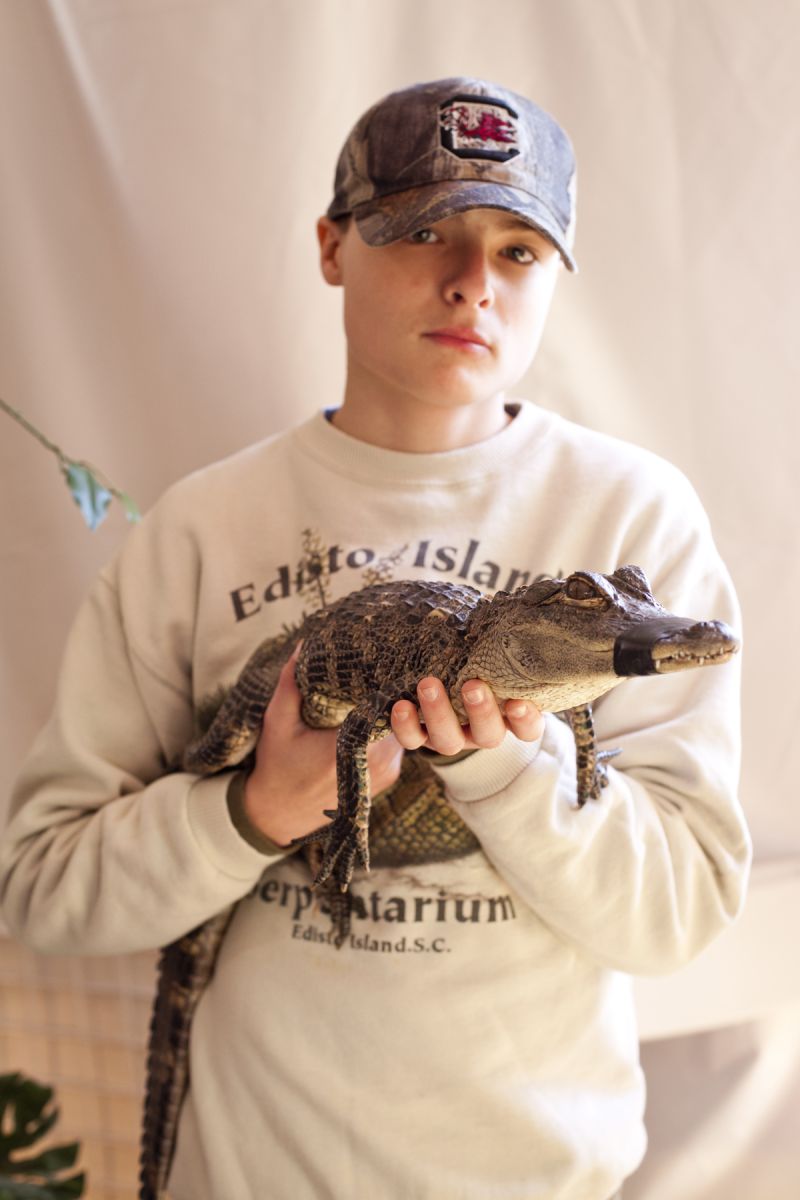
[682,619,738,646]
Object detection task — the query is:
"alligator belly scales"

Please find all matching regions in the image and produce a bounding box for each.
[139,565,739,1198]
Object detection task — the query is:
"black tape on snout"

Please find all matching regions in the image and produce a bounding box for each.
[613,616,699,677]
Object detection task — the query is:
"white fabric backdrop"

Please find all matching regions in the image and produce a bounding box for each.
[1,1,797,1193]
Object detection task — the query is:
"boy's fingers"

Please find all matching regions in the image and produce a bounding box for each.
[460,681,508,749]
[503,698,545,742]
[415,677,467,757]
[390,699,428,750]
[392,681,544,755]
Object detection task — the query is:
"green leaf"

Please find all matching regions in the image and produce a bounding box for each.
[0,1077,56,1156]
[62,463,112,531]
[4,1145,79,1176]
[0,1174,85,1199]
[0,1075,85,1198]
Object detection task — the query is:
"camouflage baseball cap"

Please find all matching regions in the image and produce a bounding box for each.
[326,77,577,271]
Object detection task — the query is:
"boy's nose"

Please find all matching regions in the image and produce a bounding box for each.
[443,250,495,308]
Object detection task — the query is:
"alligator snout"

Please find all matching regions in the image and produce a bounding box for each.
[613,616,740,677]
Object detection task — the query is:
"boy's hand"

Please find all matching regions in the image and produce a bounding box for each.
[390,677,544,756]
[242,647,404,848]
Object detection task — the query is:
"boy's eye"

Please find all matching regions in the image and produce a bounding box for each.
[505,244,537,265]
[408,229,440,244]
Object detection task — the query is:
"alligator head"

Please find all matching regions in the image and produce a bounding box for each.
[461,564,740,713]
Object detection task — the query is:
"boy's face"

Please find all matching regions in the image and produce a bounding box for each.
[317,208,562,420]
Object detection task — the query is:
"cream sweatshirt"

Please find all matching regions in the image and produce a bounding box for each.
[0,402,751,1200]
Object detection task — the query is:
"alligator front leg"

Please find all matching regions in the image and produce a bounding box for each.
[291,697,393,892]
[563,703,621,805]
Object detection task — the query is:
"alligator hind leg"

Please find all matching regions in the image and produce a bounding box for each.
[563,703,621,805]
[184,637,296,773]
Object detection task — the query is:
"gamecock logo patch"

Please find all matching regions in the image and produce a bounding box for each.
[439,95,520,162]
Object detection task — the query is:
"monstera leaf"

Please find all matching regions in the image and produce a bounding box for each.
[0,1073,85,1199]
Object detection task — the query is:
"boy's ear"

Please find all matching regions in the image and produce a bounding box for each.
[317,216,345,286]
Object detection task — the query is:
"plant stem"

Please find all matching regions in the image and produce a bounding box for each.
[0,394,67,464]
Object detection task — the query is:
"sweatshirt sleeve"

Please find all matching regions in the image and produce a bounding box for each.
[431,469,751,977]
[0,506,288,956]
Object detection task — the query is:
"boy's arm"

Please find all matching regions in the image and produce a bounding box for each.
[430,678,747,976]
[0,571,287,955]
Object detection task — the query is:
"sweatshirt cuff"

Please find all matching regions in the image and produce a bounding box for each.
[186,772,292,879]
[226,771,294,856]
[444,714,579,824]
[427,728,545,803]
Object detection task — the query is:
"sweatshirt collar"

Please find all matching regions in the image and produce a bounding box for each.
[293,401,552,486]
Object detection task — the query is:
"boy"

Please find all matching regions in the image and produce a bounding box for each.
[0,78,750,1199]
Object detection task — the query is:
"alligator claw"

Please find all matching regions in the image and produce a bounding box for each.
[290,812,369,892]
[594,747,622,792]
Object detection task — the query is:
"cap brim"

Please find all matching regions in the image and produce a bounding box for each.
[351,180,577,272]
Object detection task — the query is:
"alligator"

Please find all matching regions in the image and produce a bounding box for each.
[139,564,739,1199]
[184,564,739,895]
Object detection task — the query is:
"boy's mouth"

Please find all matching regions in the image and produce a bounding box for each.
[423,327,491,350]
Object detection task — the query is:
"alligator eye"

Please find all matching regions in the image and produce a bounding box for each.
[563,574,610,608]
[566,577,596,600]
